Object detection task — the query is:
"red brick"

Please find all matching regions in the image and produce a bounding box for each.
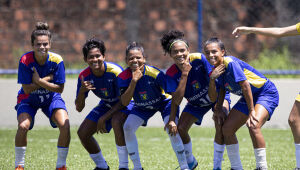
[154,20,166,32]
[18,21,29,32]
[116,0,126,10]
[97,0,108,10]
[14,9,24,20]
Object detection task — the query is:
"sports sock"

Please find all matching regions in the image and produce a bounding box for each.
[295,143,300,168]
[213,142,225,169]
[90,151,108,169]
[56,146,69,168]
[15,146,26,168]
[116,145,129,169]
[123,114,144,169]
[226,143,243,170]
[254,148,267,169]
[184,141,194,164]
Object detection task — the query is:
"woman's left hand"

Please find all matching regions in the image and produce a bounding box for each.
[246,110,259,128]
[32,67,41,85]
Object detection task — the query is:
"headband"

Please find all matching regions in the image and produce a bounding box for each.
[169,39,188,51]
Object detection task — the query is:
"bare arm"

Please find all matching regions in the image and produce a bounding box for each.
[208,64,225,102]
[75,75,96,112]
[232,24,299,38]
[22,74,53,94]
[121,67,143,106]
[239,80,258,128]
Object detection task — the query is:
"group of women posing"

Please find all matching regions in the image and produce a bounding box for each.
[15,21,300,170]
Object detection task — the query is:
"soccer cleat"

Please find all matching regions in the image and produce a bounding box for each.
[94,166,110,170]
[295,168,300,170]
[188,156,198,170]
[119,168,129,170]
[213,168,221,170]
[15,165,24,170]
[254,167,267,170]
[56,165,67,170]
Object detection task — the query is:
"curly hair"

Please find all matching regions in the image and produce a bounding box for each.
[82,38,106,61]
[160,30,189,54]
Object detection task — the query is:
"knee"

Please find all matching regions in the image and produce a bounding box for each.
[177,124,188,136]
[111,117,123,130]
[123,122,134,134]
[77,127,87,140]
[18,122,30,134]
[248,126,261,136]
[58,121,70,134]
[288,115,298,128]
[222,124,235,137]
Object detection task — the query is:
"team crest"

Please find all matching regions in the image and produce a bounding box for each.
[191,80,200,90]
[100,88,108,96]
[224,83,232,91]
[139,91,148,100]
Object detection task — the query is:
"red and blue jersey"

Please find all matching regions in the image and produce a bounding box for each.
[216,56,270,96]
[165,53,214,107]
[76,62,123,104]
[118,65,171,110]
[17,51,65,106]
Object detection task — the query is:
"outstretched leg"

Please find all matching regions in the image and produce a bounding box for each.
[15,113,32,169]
[123,114,144,170]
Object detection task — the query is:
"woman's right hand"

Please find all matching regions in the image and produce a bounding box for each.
[213,106,226,125]
[132,66,143,82]
[80,75,96,92]
[210,64,225,80]
[164,120,178,136]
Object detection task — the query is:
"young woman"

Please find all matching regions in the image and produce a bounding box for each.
[75,38,133,170]
[118,42,189,170]
[205,37,279,170]
[233,23,300,169]
[161,30,232,170]
[14,22,70,170]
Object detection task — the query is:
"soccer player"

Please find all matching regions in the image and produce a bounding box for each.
[75,38,133,170]
[118,42,189,170]
[232,22,300,170]
[161,30,232,170]
[205,37,279,170]
[14,22,70,170]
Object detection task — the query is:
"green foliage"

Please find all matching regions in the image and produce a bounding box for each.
[249,46,300,78]
[0,127,295,169]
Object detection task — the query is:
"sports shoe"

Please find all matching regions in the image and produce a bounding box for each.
[213,168,221,170]
[254,167,267,170]
[15,165,24,170]
[119,168,129,170]
[94,166,110,170]
[295,168,300,170]
[188,157,198,170]
[56,165,67,170]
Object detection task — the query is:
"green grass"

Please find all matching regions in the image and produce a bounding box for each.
[0,127,295,170]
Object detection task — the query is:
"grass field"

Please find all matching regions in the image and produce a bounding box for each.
[0,127,295,170]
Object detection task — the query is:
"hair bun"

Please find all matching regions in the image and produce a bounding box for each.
[35,22,49,30]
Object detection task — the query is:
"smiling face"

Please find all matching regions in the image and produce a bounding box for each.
[169,41,190,66]
[32,35,51,59]
[126,49,145,71]
[204,42,225,67]
[86,47,105,74]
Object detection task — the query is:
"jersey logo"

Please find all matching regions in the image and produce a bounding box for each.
[100,88,108,96]
[224,83,232,91]
[191,80,200,90]
[139,91,148,100]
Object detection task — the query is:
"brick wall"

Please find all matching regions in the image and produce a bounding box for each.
[0,0,299,69]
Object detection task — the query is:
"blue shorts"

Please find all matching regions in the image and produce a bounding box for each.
[183,103,214,125]
[233,81,279,120]
[86,101,133,132]
[15,94,67,130]
[131,99,179,126]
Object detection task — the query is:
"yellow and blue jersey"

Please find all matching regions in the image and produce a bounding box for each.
[216,56,270,96]
[76,61,123,104]
[296,22,300,34]
[118,65,170,110]
[165,53,214,106]
[17,51,65,106]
